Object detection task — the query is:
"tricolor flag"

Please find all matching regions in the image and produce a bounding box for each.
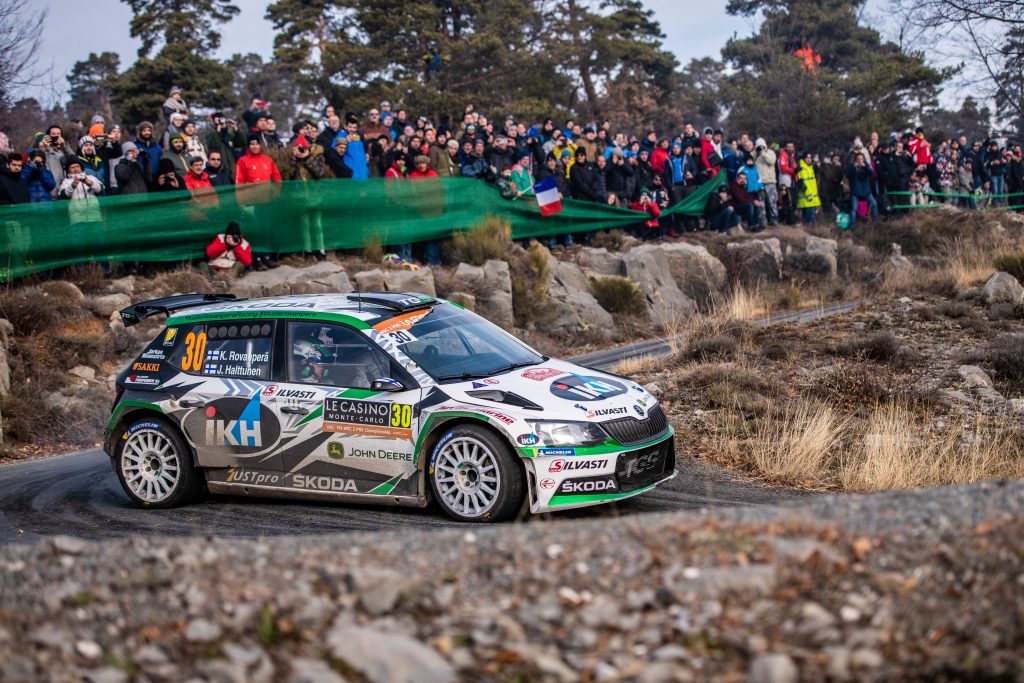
[534,176,563,217]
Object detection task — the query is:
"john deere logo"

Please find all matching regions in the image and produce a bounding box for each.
[328,442,345,460]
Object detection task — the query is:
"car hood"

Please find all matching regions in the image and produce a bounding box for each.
[436,358,657,423]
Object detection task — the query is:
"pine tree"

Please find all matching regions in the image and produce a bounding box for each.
[995,27,1024,139]
[122,0,240,58]
[67,52,121,123]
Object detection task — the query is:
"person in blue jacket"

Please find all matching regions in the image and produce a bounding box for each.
[331,114,369,179]
[22,149,56,202]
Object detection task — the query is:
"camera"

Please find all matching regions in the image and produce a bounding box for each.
[297,145,308,153]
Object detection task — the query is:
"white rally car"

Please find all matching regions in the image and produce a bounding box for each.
[107,292,675,522]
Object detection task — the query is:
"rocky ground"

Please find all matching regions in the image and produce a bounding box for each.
[1,480,1023,683]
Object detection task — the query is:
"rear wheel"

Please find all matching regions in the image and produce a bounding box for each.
[428,423,525,523]
[114,416,203,508]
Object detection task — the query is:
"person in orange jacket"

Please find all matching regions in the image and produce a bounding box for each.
[235,134,282,184]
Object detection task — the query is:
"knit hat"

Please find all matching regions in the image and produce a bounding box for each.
[755,137,767,149]
[247,132,261,143]
[225,221,241,237]
[33,132,45,145]
[413,155,429,165]
[88,123,105,137]
[79,135,95,146]
[64,158,83,172]
[169,85,182,96]
[121,141,138,154]
[90,114,105,125]
[137,121,155,133]
[560,149,572,158]
[169,135,184,145]
[703,127,714,135]
[157,158,176,175]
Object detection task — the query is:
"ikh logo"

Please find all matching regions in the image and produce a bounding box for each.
[550,375,627,402]
[206,393,262,447]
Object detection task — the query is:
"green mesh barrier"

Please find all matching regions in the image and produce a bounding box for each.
[0,177,717,280]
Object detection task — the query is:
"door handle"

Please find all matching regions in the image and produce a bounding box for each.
[281,406,310,415]
[178,399,204,408]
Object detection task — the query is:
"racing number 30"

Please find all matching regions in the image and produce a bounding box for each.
[181,331,208,372]
[390,404,412,429]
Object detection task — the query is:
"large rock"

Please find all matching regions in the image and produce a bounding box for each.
[230,263,352,298]
[982,272,1024,306]
[327,626,455,683]
[353,268,386,292]
[724,238,783,283]
[85,293,131,318]
[653,242,727,311]
[574,247,624,276]
[383,268,436,297]
[785,235,838,278]
[622,248,697,329]
[451,260,513,329]
[538,262,615,340]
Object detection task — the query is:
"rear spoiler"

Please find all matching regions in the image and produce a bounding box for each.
[119,293,240,327]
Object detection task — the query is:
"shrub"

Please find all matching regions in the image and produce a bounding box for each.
[591,229,629,252]
[149,269,212,298]
[684,334,738,362]
[363,234,384,263]
[591,276,645,314]
[745,400,849,485]
[509,243,553,328]
[66,262,108,294]
[0,285,84,335]
[448,216,511,266]
[833,331,899,362]
[993,252,1024,282]
[989,333,1024,386]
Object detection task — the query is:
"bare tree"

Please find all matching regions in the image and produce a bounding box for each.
[893,0,1024,132]
[0,0,47,108]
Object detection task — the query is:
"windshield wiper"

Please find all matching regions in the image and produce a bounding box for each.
[437,361,539,383]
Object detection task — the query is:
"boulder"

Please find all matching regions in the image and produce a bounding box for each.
[230,263,352,298]
[451,260,513,329]
[446,292,476,311]
[889,243,912,269]
[384,267,436,297]
[574,247,624,276]
[785,235,838,278]
[724,238,783,283]
[538,262,615,340]
[85,293,131,318]
[0,318,11,399]
[353,268,386,292]
[622,248,697,328]
[981,272,1024,306]
[327,626,455,683]
[653,242,728,311]
[108,276,136,296]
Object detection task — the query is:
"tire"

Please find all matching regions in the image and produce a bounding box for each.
[113,416,204,509]
[428,423,525,523]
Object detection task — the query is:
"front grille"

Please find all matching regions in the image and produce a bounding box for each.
[602,405,669,446]
[616,436,674,492]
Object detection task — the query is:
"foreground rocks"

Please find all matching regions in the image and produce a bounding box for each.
[2,481,1024,682]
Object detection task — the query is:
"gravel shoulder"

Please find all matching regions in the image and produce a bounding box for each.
[2,479,1022,682]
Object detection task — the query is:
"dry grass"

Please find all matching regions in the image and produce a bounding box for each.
[611,354,661,376]
[509,242,554,328]
[149,269,212,298]
[993,251,1024,282]
[363,234,384,263]
[741,400,849,485]
[840,405,1024,490]
[592,276,645,315]
[718,282,769,321]
[947,238,995,288]
[591,229,630,252]
[448,215,511,266]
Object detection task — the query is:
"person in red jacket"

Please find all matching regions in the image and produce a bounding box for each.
[908,127,933,166]
[778,141,797,189]
[699,127,721,180]
[184,156,214,191]
[628,192,663,239]
[408,155,439,178]
[236,134,282,185]
[202,221,253,277]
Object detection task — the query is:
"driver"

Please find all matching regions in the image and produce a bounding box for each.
[292,337,332,383]
[292,326,373,387]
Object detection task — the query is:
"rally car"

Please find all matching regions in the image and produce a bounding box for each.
[106,292,675,522]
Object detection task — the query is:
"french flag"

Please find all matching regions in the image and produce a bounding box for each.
[534,176,563,217]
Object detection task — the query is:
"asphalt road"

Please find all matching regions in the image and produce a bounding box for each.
[0,448,803,543]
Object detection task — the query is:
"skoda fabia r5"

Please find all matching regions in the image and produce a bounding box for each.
[107,292,675,522]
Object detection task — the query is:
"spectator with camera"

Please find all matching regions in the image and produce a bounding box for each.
[205,113,245,178]
[114,142,150,195]
[133,121,163,177]
[202,221,252,277]
[331,114,369,178]
[20,150,56,203]
[57,158,103,200]
[152,157,184,193]
[242,97,270,133]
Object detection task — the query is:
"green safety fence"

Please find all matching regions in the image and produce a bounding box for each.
[0,177,717,280]
[886,189,1024,211]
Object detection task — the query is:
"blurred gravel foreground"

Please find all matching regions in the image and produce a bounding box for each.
[2,480,1023,683]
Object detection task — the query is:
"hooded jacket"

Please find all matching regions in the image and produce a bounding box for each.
[754,139,777,184]
[20,162,56,202]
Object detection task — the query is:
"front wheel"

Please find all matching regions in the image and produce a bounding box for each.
[114,416,204,508]
[428,423,525,523]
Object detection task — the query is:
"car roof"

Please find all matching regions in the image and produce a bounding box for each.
[166,292,445,327]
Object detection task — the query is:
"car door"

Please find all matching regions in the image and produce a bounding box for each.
[265,320,424,497]
[171,320,280,470]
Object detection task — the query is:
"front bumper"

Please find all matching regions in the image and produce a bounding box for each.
[527,431,675,513]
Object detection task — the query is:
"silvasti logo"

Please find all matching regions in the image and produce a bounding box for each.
[548,458,609,473]
[556,475,618,495]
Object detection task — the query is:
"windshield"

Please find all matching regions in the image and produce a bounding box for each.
[399,305,543,382]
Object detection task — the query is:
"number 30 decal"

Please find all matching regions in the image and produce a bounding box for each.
[387,330,417,345]
[390,404,412,428]
[181,331,208,372]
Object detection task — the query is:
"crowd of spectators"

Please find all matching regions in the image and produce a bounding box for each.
[1,85,1022,271]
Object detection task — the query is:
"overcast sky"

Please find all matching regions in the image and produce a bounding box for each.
[29,0,894,107]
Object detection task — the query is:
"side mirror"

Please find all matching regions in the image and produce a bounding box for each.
[371,378,406,392]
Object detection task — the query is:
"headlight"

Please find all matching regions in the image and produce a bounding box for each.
[530,421,608,447]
